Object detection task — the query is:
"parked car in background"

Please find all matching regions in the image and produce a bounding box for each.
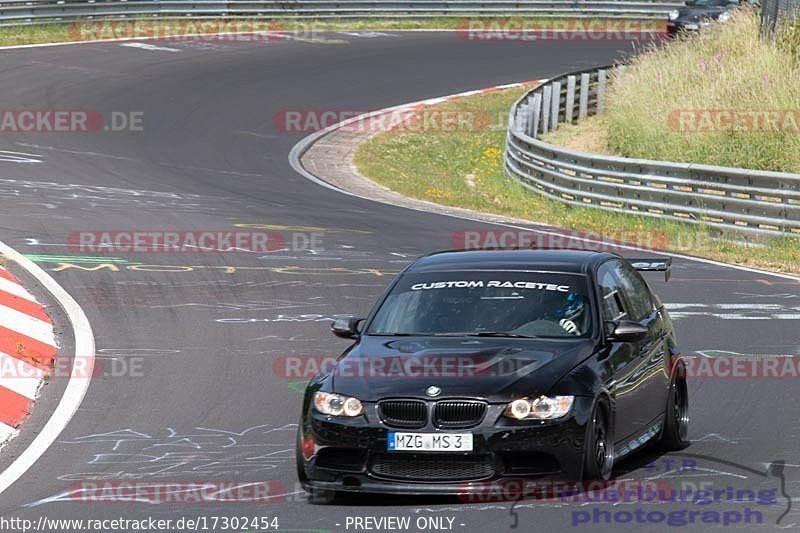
[668,0,741,33]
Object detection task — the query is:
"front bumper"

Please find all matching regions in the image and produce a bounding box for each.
[668,20,707,34]
[298,397,594,495]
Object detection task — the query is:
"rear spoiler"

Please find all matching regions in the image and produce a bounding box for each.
[630,258,672,282]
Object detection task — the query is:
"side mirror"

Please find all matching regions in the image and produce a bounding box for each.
[606,320,649,343]
[331,317,364,339]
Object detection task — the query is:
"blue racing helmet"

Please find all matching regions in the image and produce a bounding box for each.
[556,293,585,320]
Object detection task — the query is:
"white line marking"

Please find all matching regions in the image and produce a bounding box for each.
[0,352,44,400]
[288,86,800,284]
[0,305,56,346]
[119,42,181,53]
[0,151,42,164]
[0,278,39,303]
[0,421,18,447]
[453,90,483,97]
[0,240,95,498]
[0,150,42,158]
[421,97,448,105]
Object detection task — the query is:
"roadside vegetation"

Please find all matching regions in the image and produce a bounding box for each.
[600,9,800,172]
[355,88,800,274]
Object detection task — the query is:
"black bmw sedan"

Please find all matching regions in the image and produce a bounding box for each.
[297,250,689,501]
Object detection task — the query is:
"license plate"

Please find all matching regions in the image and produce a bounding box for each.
[387,432,473,452]
[684,23,699,30]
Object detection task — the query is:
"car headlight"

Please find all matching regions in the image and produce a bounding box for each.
[314,391,363,417]
[505,396,574,420]
[668,10,680,20]
[718,11,731,22]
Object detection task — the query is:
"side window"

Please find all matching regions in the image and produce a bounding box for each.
[596,263,627,322]
[612,261,655,322]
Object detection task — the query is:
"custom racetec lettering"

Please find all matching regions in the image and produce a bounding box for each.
[410,280,570,292]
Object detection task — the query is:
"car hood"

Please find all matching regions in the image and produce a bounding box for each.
[329,336,598,402]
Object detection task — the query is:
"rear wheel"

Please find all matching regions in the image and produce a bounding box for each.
[582,402,614,481]
[657,373,690,450]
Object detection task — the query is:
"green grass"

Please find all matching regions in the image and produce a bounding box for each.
[605,8,800,173]
[355,88,800,275]
[0,24,72,46]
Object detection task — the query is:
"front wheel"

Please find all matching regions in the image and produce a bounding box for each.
[582,402,614,481]
[657,373,690,450]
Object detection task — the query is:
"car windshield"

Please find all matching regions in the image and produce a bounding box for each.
[688,0,737,6]
[366,271,592,338]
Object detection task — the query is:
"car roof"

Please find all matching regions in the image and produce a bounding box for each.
[405,249,620,275]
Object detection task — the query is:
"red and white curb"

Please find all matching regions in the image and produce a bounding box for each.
[0,266,56,447]
[289,79,546,195]
[0,242,93,498]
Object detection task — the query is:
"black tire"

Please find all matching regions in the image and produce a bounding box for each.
[582,401,614,481]
[657,372,690,450]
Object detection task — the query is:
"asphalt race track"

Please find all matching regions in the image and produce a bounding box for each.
[0,31,799,532]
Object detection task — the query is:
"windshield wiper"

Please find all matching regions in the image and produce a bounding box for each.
[366,332,420,336]
[432,331,538,338]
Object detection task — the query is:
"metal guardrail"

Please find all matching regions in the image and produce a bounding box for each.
[0,1,684,27]
[504,66,800,237]
[761,0,800,37]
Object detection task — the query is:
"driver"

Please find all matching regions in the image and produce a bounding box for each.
[555,293,586,335]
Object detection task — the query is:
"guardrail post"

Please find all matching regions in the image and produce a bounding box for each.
[514,104,528,133]
[597,69,607,115]
[541,85,552,134]
[565,75,576,124]
[550,81,561,131]
[579,73,590,120]
[530,92,542,138]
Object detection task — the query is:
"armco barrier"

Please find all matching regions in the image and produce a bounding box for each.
[0,1,684,27]
[504,65,800,237]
